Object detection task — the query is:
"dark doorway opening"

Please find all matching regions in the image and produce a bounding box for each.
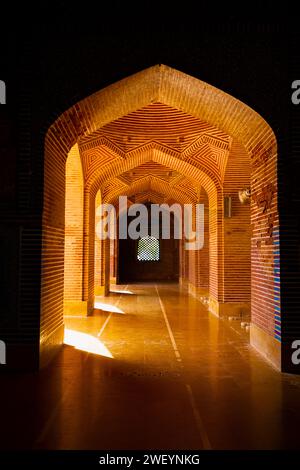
[118,203,179,283]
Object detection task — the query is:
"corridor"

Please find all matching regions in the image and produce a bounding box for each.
[1,283,300,450]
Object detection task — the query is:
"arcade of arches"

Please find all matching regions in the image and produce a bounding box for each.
[5,64,300,450]
[41,65,281,372]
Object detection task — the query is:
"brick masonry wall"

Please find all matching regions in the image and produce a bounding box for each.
[223,140,251,303]
[250,140,279,339]
[64,144,83,302]
[197,189,209,290]
[38,66,280,369]
[94,190,102,293]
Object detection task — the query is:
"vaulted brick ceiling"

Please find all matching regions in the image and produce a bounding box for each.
[101,161,198,204]
[118,162,182,185]
[93,103,229,152]
[105,174,197,205]
[78,102,232,202]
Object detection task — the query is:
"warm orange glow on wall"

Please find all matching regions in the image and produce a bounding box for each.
[64,144,84,315]
[42,65,280,369]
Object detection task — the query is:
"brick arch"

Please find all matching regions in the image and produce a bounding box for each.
[104,176,196,205]
[81,136,228,187]
[87,143,221,198]
[85,149,221,308]
[97,181,196,294]
[83,144,221,310]
[42,65,280,370]
[47,64,275,157]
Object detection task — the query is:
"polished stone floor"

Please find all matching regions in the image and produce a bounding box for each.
[1,283,300,450]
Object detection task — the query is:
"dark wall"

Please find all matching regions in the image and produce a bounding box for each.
[0,1,300,371]
[118,207,179,283]
[119,237,179,284]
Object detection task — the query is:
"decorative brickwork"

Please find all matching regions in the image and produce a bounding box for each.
[41,65,279,368]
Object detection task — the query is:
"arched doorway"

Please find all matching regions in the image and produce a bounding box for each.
[42,65,280,369]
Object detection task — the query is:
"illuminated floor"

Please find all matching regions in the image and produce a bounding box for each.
[1,283,300,450]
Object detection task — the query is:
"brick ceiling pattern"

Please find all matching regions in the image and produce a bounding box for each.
[78,102,232,204]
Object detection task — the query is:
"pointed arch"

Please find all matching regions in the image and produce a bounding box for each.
[42,65,280,370]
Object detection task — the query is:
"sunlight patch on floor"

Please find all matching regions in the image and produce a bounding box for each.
[94,302,125,314]
[64,329,113,358]
[110,289,134,295]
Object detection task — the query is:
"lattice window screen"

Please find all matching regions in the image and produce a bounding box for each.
[137,236,160,262]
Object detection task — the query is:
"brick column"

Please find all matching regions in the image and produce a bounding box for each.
[217,140,251,319]
[64,144,86,315]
